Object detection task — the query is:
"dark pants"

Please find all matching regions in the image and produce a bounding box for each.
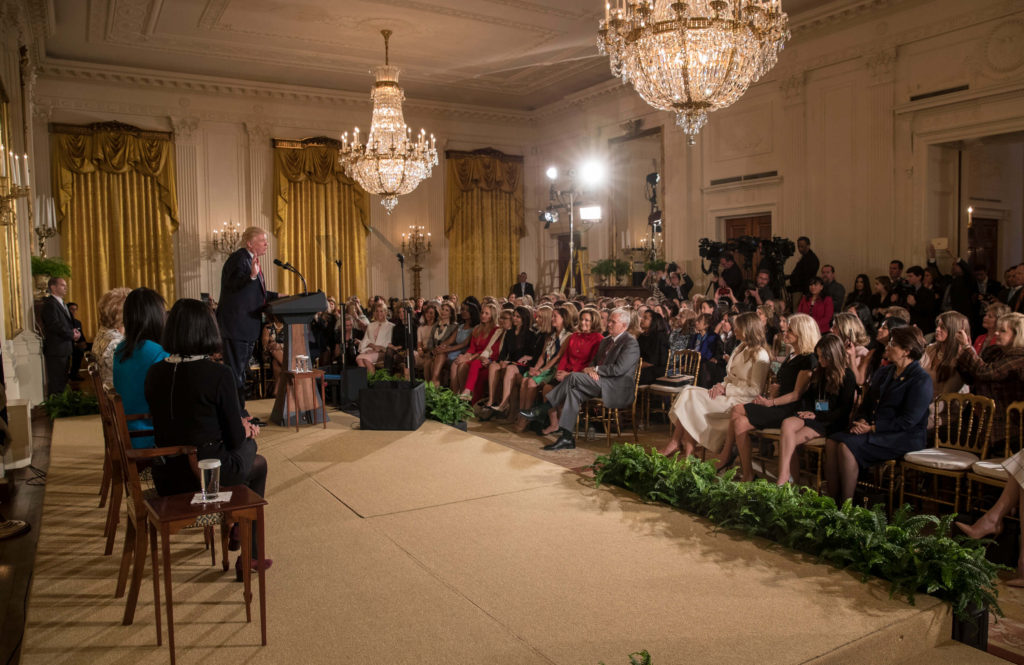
[222,337,256,410]
[44,353,70,396]
[546,372,602,433]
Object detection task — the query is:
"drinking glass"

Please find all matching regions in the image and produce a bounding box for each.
[198,459,221,501]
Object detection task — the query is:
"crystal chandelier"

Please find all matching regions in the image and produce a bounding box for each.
[599,1,790,144]
[339,30,438,214]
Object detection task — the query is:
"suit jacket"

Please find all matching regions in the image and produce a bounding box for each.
[509,281,535,298]
[790,250,820,294]
[856,361,933,456]
[217,247,267,342]
[591,333,641,409]
[40,296,75,357]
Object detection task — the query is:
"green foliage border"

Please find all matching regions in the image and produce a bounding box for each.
[591,443,1004,619]
[366,369,474,425]
[41,388,99,419]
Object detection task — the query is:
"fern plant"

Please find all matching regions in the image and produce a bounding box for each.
[592,444,1004,619]
[41,387,99,419]
[423,382,474,425]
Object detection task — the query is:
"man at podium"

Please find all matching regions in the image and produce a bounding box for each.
[218,226,274,410]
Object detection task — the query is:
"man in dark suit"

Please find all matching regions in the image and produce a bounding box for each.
[39,276,80,396]
[67,302,89,380]
[718,252,744,297]
[520,308,641,450]
[218,226,271,409]
[508,272,535,300]
[788,236,819,298]
[904,265,936,333]
[659,270,693,305]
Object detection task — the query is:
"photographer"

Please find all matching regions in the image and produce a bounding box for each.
[659,267,693,304]
[745,268,775,309]
[789,236,819,298]
[718,252,744,296]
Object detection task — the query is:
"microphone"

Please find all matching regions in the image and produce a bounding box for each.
[273,258,288,269]
[396,253,405,265]
[334,259,342,268]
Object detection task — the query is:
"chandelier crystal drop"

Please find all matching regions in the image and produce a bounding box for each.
[598,0,790,144]
[339,30,438,214]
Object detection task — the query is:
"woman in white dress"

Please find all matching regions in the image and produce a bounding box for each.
[355,302,395,371]
[658,311,771,459]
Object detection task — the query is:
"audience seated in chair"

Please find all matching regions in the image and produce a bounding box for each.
[145,298,271,579]
[355,302,394,372]
[825,326,932,504]
[637,310,670,386]
[513,306,569,431]
[112,287,169,449]
[659,311,771,460]
[453,302,503,399]
[520,308,640,451]
[536,307,605,434]
[428,301,475,386]
[93,286,131,389]
[957,446,1024,587]
[956,312,1024,451]
[483,305,536,416]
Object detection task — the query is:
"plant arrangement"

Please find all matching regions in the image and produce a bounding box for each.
[613,259,632,279]
[41,387,99,419]
[591,443,1003,619]
[424,382,474,425]
[31,255,71,278]
[643,259,666,273]
[591,258,618,279]
[366,368,405,385]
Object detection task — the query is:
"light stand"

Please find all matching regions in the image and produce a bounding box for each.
[544,166,603,298]
[333,258,354,409]
[396,252,416,384]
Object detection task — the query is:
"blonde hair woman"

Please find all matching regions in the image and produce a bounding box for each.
[719,313,820,481]
[659,312,771,459]
[831,311,872,385]
[93,286,132,387]
[355,302,394,371]
[955,312,1024,445]
[921,311,970,398]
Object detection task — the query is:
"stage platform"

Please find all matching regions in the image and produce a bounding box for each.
[19,401,1002,664]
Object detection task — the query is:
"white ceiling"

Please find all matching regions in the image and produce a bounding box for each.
[38,0,867,111]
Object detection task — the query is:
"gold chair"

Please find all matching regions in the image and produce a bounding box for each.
[576,363,643,445]
[966,401,1024,513]
[643,349,701,427]
[900,393,996,514]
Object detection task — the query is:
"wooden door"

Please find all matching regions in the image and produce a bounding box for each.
[968,219,998,272]
[724,215,772,283]
[555,233,582,295]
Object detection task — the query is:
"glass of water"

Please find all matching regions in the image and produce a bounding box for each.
[198,459,221,501]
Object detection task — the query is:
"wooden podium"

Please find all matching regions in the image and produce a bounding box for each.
[268,292,330,428]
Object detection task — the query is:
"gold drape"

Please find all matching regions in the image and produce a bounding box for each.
[273,140,369,300]
[445,148,524,298]
[51,123,178,338]
[0,97,23,339]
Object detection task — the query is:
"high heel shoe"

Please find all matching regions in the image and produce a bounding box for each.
[234,555,274,582]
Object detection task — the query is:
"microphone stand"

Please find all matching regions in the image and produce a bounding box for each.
[333,258,352,409]
[397,253,415,385]
[291,265,309,295]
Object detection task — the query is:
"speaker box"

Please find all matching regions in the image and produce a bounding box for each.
[359,380,426,431]
[323,365,368,406]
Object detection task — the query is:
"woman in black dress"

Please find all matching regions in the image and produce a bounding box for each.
[718,313,820,481]
[775,334,857,486]
[826,326,933,503]
[637,310,670,385]
[145,298,270,579]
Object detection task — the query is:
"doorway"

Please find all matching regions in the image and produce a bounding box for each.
[968,218,998,272]
[555,232,582,295]
[725,214,772,283]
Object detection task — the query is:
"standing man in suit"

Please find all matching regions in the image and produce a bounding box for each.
[67,302,89,381]
[218,226,271,410]
[40,276,80,396]
[520,308,641,450]
[789,236,820,302]
[508,272,535,300]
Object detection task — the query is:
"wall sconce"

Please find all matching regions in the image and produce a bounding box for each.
[0,142,31,227]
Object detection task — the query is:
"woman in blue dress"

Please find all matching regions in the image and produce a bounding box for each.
[112,287,168,449]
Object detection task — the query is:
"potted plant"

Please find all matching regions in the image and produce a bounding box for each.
[643,259,667,273]
[32,256,72,298]
[591,258,617,286]
[613,259,632,285]
[424,382,475,430]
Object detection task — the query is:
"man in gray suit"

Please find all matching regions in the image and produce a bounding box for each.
[520,308,641,450]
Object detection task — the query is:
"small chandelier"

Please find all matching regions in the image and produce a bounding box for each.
[340,30,438,214]
[599,1,790,144]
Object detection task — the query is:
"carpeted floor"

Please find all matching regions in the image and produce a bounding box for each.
[20,402,1002,664]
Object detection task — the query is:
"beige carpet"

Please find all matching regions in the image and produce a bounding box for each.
[20,405,1001,664]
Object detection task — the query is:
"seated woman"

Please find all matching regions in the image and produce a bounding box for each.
[869,276,891,319]
[145,298,270,579]
[112,288,168,449]
[429,302,476,387]
[514,306,570,431]
[485,306,536,414]
[720,313,820,481]
[658,312,771,459]
[669,309,696,352]
[956,312,1024,453]
[974,302,1011,354]
[776,334,857,486]
[825,326,932,504]
[957,447,1024,585]
[421,302,458,385]
[637,310,670,386]
[798,277,834,334]
[345,299,369,334]
[843,273,872,310]
[860,316,909,384]
[456,303,507,400]
[921,311,969,399]
[538,307,604,435]
[688,313,720,387]
[831,312,871,382]
[456,301,503,399]
[311,297,339,366]
[93,286,131,388]
[845,302,876,340]
[261,315,286,397]
[355,302,394,372]
[411,302,439,377]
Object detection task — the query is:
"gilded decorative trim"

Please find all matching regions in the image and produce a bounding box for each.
[273,136,344,150]
[444,147,523,162]
[49,120,174,140]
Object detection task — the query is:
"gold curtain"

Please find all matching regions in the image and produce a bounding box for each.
[0,95,23,339]
[51,122,178,338]
[445,148,524,298]
[273,139,369,300]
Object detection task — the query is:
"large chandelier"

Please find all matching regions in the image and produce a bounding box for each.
[340,30,437,214]
[599,1,790,144]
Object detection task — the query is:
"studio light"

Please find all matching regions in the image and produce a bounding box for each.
[545,166,559,180]
[579,160,605,188]
[579,205,602,221]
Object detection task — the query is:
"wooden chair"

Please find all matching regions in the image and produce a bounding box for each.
[576,363,643,444]
[900,393,996,514]
[642,349,700,427]
[84,353,111,509]
[966,401,1024,513]
[105,388,229,626]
